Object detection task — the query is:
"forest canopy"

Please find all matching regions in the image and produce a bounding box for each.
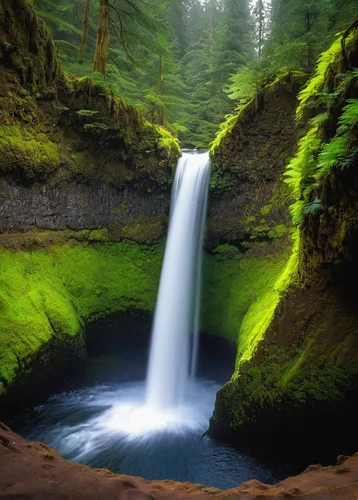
[32,0,357,148]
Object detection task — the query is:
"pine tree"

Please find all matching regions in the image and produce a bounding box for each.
[212,0,251,83]
[252,0,271,61]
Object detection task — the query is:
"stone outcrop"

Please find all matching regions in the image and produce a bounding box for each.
[0,178,169,239]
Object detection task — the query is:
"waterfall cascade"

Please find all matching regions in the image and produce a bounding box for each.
[146,151,211,410]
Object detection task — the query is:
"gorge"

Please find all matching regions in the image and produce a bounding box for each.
[1,0,358,498]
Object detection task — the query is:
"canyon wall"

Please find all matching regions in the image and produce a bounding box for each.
[209,22,358,465]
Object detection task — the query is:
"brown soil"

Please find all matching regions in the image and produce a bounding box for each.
[1,424,358,499]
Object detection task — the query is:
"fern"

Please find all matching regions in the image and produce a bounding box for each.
[310,112,329,126]
[76,110,99,118]
[284,126,321,199]
[304,197,322,215]
[316,136,348,178]
[289,200,305,226]
[337,99,358,134]
[296,36,343,122]
[341,147,358,170]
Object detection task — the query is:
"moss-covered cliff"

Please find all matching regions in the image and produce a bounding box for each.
[0,0,179,188]
[209,21,358,464]
[0,0,179,411]
[208,71,307,244]
[202,71,307,348]
[0,0,180,245]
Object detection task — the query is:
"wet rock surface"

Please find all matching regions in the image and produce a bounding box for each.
[0,177,169,234]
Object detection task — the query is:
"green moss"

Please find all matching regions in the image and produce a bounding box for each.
[121,215,167,244]
[210,99,254,155]
[297,29,358,122]
[0,125,61,177]
[155,124,181,155]
[0,241,164,391]
[237,233,299,364]
[202,237,297,347]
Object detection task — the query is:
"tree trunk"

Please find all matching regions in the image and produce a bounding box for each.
[258,0,264,61]
[305,11,314,72]
[79,0,91,64]
[93,0,109,74]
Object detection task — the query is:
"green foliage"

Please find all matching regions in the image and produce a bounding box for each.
[284,126,321,225]
[284,25,358,227]
[285,126,321,198]
[76,109,99,117]
[304,197,322,215]
[315,99,358,178]
[316,136,348,178]
[297,37,343,121]
[337,98,358,134]
[225,65,256,104]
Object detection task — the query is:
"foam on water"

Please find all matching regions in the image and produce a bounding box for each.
[23,378,219,462]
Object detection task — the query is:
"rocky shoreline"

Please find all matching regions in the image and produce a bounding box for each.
[1,424,358,499]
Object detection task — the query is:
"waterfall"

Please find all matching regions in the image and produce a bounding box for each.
[146,151,211,410]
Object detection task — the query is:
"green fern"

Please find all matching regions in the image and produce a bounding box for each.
[284,126,321,199]
[316,136,347,178]
[304,197,322,215]
[310,112,329,127]
[296,37,342,122]
[76,110,99,118]
[337,99,358,134]
[289,200,305,226]
[341,147,358,170]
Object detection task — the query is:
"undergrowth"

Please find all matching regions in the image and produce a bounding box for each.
[285,22,358,226]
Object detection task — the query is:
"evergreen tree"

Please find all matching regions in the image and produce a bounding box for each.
[212,0,251,83]
[32,0,358,148]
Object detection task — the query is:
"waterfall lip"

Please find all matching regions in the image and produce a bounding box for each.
[181,149,209,155]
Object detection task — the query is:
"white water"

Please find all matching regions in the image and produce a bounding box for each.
[146,151,211,409]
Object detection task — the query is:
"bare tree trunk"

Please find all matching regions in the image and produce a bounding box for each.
[93,0,109,74]
[305,11,314,72]
[79,0,91,64]
[258,0,264,61]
